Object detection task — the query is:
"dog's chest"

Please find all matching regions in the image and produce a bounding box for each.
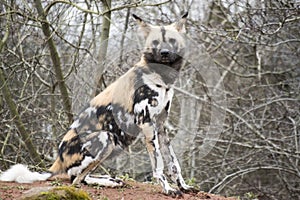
[69,68,175,149]
[133,83,173,124]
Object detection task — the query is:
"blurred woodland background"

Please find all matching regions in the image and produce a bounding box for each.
[0,1,299,200]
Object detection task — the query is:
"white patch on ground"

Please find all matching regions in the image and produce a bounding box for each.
[0,164,51,183]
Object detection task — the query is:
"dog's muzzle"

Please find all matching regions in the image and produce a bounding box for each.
[160,49,172,63]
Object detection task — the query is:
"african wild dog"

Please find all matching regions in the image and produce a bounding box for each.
[0,12,195,196]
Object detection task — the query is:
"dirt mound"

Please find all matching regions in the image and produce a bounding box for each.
[0,180,237,200]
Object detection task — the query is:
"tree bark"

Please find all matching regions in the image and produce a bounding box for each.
[34,0,73,123]
[0,4,45,167]
[118,7,131,66]
[172,71,201,178]
[0,68,45,167]
[94,0,112,96]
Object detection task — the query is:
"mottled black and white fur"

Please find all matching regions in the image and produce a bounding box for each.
[0,13,194,196]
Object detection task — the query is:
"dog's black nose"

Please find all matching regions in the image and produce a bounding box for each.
[160,49,170,56]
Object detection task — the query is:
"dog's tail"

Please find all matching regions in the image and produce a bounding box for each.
[0,164,52,183]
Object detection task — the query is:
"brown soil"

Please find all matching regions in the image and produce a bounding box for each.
[0,179,237,200]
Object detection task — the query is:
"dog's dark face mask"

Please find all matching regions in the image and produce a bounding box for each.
[134,13,187,71]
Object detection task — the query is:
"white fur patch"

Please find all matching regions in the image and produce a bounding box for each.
[70,119,80,129]
[85,107,97,117]
[81,141,92,151]
[0,164,51,183]
[133,84,173,120]
[67,156,94,177]
[98,132,108,143]
[134,99,149,114]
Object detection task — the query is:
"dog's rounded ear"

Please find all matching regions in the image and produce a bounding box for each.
[133,14,151,38]
[172,12,188,33]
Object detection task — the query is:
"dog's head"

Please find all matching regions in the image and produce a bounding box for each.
[133,13,188,71]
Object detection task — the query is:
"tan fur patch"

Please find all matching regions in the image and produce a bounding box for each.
[61,153,83,171]
[135,58,147,67]
[91,67,136,112]
[112,69,135,112]
[62,129,77,142]
[49,129,83,173]
[48,158,63,173]
[90,82,115,107]
[48,151,83,174]
[140,123,155,152]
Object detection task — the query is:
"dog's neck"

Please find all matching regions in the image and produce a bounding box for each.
[138,55,183,71]
[135,57,181,85]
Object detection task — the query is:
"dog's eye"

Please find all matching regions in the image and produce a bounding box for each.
[169,38,176,45]
[152,40,159,46]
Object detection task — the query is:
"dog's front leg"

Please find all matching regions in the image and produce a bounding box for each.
[154,112,196,193]
[158,131,197,193]
[141,122,182,197]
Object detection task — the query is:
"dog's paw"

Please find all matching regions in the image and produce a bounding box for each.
[179,185,199,194]
[164,188,183,198]
[111,178,126,187]
[72,182,83,188]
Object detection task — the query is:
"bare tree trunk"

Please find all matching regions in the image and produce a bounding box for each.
[94,0,112,96]
[0,68,45,167]
[34,0,73,123]
[118,7,131,66]
[173,71,201,178]
[0,4,45,167]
